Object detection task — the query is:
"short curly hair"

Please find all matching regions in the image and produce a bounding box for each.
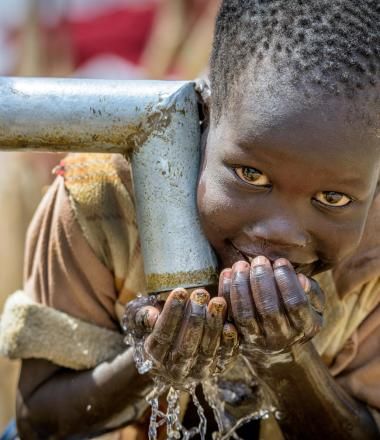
[210,0,379,121]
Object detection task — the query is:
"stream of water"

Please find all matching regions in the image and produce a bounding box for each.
[124,330,276,439]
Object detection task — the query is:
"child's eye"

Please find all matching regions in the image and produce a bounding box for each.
[234,167,270,187]
[313,191,352,207]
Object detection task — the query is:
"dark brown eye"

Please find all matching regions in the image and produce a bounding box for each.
[314,191,352,207]
[235,167,270,186]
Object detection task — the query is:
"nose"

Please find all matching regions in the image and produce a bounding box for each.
[248,216,311,249]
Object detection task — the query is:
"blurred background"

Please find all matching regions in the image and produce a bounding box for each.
[0,0,219,431]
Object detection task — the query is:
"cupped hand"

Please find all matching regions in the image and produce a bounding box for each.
[123,285,239,385]
[226,257,325,355]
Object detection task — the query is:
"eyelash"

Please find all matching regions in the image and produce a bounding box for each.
[232,166,355,208]
[233,166,271,189]
[312,195,354,209]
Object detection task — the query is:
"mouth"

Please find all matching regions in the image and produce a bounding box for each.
[229,241,322,276]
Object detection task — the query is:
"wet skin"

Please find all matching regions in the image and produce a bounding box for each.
[127,83,380,438]
[137,83,380,378]
[198,86,380,277]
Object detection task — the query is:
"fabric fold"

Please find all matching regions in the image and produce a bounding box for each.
[0,291,126,370]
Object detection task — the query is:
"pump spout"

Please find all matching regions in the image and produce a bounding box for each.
[0,77,218,292]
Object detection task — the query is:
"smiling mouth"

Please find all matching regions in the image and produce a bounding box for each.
[229,242,319,275]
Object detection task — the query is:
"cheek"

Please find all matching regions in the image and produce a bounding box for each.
[197,169,238,238]
[317,220,365,263]
[197,173,223,227]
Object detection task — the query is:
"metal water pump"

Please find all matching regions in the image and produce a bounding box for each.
[0,77,218,293]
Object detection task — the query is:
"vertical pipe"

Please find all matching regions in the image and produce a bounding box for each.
[131,83,218,293]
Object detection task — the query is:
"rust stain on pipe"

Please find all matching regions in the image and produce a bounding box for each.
[2,102,177,154]
[146,267,218,293]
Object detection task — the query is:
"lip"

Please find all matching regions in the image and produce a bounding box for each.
[229,241,319,275]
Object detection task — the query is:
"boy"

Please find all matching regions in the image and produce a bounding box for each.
[1,0,379,438]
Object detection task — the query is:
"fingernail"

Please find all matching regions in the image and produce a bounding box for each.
[191,289,210,305]
[171,288,189,302]
[136,307,158,330]
[273,258,291,269]
[252,256,270,267]
[220,268,232,279]
[223,323,237,340]
[209,298,226,315]
[297,273,311,292]
[232,261,250,272]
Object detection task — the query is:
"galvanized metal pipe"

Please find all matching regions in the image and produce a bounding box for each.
[0,77,218,292]
[0,77,190,153]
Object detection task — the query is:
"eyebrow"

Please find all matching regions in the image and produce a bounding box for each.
[229,139,374,196]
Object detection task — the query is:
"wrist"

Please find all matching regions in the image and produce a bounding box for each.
[241,341,315,376]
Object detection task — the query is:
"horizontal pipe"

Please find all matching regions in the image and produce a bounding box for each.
[0,77,192,153]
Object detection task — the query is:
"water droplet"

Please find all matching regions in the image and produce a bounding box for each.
[274,410,284,420]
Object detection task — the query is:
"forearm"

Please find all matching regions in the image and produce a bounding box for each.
[17,348,153,439]
[247,342,379,440]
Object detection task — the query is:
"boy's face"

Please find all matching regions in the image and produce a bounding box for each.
[197,82,380,276]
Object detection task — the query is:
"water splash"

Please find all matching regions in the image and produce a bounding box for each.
[124,330,276,439]
[148,391,160,440]
[212,408,274,440]
[131,336,153,374]
[189,385,207,440]
[166,387,182,439]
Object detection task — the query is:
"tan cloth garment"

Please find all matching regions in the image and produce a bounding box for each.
[19,153,380,435]
[336,304,380,409]
[24,172,120,331]
[24,154,146,331]
[0,153,51,431]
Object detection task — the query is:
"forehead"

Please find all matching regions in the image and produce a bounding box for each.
[211,78,380,176]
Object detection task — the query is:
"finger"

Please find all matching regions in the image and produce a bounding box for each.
[230,261,261,342]
[202,297,227,354]
[297,274,325,314]
[250,256,291,342]
[273,259,319,337]
[135,306,160,333]
[218,269,233,321]
[213,323,239,373]
[191,297,227,379]
[144,288,189,366]
[122,295,158,337]
[168,289,209,381]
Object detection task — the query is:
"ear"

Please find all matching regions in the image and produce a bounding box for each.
[363,176,380,236]
[195,77,211,130]
[375,178,380,197]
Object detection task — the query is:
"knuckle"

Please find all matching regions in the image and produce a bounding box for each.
[259,307,282,322]
[263,317,289,339]
[285,293,308,311]
[255,294,280,314]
